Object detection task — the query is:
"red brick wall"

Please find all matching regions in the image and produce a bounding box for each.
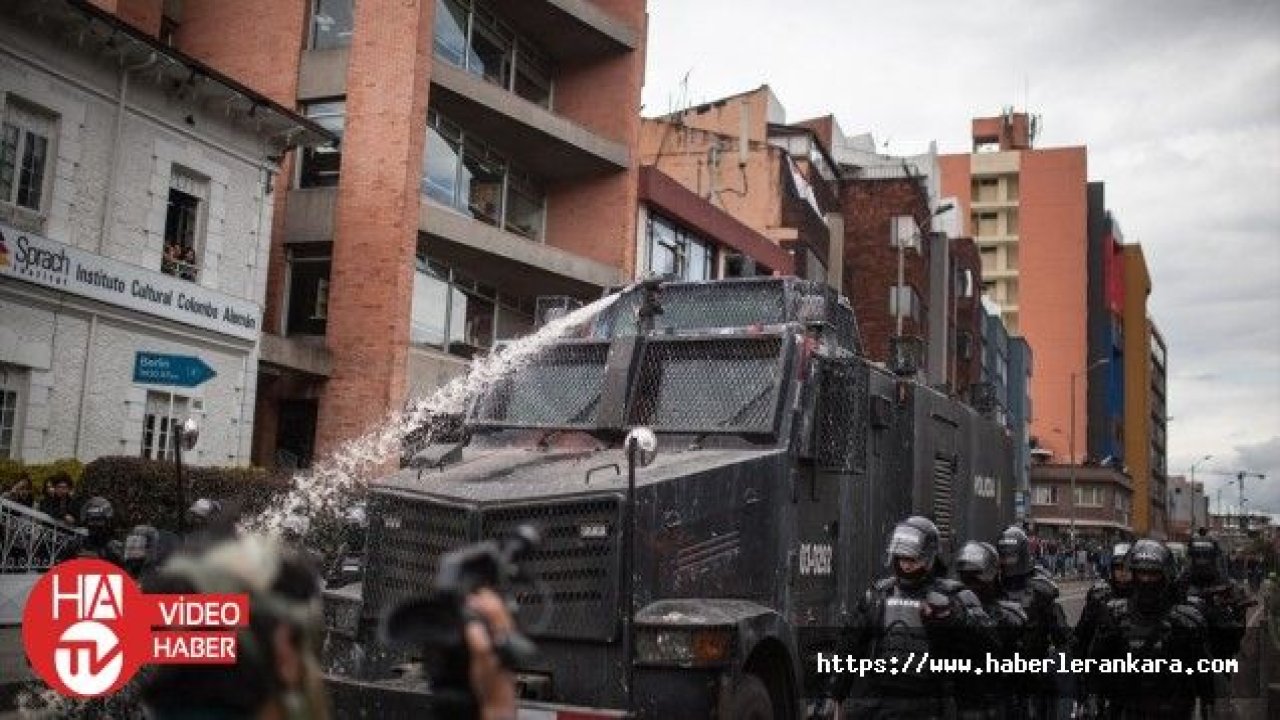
[545,0,646,276]
[316,0,434,453]
[841,177,932,364]
[951,236,984,393]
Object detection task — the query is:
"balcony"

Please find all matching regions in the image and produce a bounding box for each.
[970,198,1019,211]
[485,0,638,62]
[429,62,629,180]
[297,47,350,100]
[976,233,1019,245]
[971,151,1020,176]
[984,267,1019,280]
[284,188,337,243]
[259,333,332,377]
[420,196,624,295]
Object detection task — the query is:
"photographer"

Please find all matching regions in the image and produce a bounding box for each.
[138,534,520,720]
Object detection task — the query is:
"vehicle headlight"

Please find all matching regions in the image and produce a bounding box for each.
[634,627,733,667]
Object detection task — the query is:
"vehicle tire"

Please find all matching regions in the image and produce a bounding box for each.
[728,674,774,720]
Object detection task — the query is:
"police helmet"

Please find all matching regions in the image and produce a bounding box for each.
[886,516,940,573]
[186,498,222,525]
[1128,539,1176,582]
[1187,536,1221,575]
[996,525,1032,577]
[956,541,1001,584]
[80,496,114,528]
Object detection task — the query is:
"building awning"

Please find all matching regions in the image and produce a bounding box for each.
[8,0,337,150]
[1031,517,1131,531]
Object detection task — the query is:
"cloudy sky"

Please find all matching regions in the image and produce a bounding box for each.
[641,0,1280,516]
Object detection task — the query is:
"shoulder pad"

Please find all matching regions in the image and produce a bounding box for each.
[954,588,984,610]
[997,600,1029,624]
[874,577,896,592]
[1028,574,1060,600]
[1169,603,1206,630]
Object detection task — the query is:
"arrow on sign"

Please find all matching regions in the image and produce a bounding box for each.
[133,352,217,388]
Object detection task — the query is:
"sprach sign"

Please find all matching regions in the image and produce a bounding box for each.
[0,221,261,341]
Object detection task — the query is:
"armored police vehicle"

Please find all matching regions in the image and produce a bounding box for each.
[323,277,1014,719]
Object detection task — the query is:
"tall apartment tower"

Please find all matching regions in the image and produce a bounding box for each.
[176,0,647,464]
[940,111,1088,463]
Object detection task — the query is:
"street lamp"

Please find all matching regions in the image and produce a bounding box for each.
[895,202,954,336]
[1068,357,1110,548]
[174,418,199,533]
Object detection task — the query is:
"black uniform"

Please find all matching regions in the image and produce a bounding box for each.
[956,541,1028,719]
[1183,532,1249,660]
[996,526,1070,718]
[1087,539,1212,719]
[827,516,995,719]
[76,496,125,566]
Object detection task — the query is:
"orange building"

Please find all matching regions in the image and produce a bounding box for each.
[164,0,647,463]
[1121,244,1165,536]
[940,111,1089,464]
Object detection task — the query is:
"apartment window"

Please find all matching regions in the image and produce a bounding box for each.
[142,391,191,461]
[411,250,535,359]
[1032,485,1058,505]
[955,268,975,298]
[0,365,26,460]
[299,99,345,188]
[285,248,331,336]
[159,15,179,46]
[0,98,57,213]
[1074,486,1105,507]
[889,285,921,323]
[310,0,354,49]
[424,108,546,240]
[162,168,208,282]
[432,0,554,108]
[646,213,715,281]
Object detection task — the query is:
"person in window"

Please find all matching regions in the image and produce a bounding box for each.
[163,242,182,276]
[180,245,198,281]
[37,472,80,525]
[2,473,35,506]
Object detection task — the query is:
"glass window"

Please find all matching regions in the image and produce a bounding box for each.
[162,168,208,282]
[434,0,469,66]
[423,111,461,205]
[0,365,25,459]
[460,142,505,226]
[648,217,679,276]
[311,0,354,49]
[299,100,345,188]
[412,252,535,358]
[142,391,190,461]
[286,252,331,336]
[411,260,450,346]
[1032,485,1057,505]
[467,10,512,88]
[0,98,57,213]
[505,172,544,240]
[645,214,716,281]
[513,45,552,108]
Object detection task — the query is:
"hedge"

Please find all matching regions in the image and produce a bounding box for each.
[0,458,84,495]
[78,456,292,533]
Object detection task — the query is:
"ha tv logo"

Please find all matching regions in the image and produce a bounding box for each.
[22,558,250,698]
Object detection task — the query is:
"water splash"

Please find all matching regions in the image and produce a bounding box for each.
[249,293,621,532]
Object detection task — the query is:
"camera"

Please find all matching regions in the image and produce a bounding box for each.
[381,525,542,717]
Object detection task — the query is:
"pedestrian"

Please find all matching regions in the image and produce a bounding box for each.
[37,472,80,525]
[2,473,35,506]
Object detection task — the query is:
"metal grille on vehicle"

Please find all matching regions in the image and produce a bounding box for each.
[628,335,786,434]
[470,341,611,428]
[814,357,869,472]
[361,494,469,624]
[482,498,622,641]
[932,455,957,548]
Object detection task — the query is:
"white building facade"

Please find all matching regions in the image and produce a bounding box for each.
[0,0,330,466]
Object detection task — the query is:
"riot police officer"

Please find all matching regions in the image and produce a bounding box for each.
[1184,528,1249,659]
[76,496,125,566]
[1088,539,1212,718]
[996,525,1070,718]
[825,516,994,718]
[955,540,1028,719]
[1075,542,1132,657]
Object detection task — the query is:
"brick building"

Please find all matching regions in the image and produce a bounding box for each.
[1028,463,1133,546]
[173,0,648,464]
[0,0,329,465]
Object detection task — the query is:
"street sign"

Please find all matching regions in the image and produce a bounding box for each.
[133,352,217,388]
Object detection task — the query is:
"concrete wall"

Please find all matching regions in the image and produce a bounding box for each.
[1019,146,1088,461]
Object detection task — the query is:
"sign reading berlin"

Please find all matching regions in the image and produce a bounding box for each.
[22,559,249,698]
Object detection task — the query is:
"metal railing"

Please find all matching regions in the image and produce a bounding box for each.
[161,257,201,282]
[1,498,85,573]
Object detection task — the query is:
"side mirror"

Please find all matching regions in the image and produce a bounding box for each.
[179,418,200,452]
[626,427,659,468]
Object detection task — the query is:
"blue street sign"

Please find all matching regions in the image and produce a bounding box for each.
[133,352,217,388]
